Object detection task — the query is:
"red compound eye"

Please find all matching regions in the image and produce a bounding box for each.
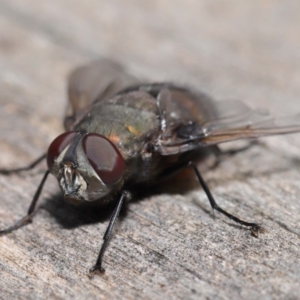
[47,131,77,170]
[83,133,125,185]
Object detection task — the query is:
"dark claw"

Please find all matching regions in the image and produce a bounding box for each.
[250,225,265,237]
[88,265,105,278]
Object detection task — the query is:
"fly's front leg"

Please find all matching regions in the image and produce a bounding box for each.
[0,153,46,175]
[89,190,129,277]
[0,170,50,235]
[188,162,264,236]
[0,153,48,232]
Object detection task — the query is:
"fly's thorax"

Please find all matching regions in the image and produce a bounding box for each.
[47,131,125,203]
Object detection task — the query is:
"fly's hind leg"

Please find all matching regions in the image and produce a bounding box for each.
[211,140,260,170]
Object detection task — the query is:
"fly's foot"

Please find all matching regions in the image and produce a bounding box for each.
[250,224,265,237]
[88,264,105,278]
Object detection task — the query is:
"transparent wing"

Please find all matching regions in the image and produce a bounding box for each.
[65,59,138,130]
[157,99,300,155]
[202,110,300,144]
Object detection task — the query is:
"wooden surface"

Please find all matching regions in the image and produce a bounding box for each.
[0,1,300,299]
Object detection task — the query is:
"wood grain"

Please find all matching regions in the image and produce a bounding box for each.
[0,1,300,299]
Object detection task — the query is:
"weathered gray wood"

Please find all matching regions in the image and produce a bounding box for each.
[0,1,300,299]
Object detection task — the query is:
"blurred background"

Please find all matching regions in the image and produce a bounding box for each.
[1,0,300,161]
[0,1,300,299]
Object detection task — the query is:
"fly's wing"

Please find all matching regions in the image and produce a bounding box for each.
[65,59,138,130]
[154,89,300,155]
[198,101,300,144]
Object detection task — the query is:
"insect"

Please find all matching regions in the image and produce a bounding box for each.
[1,59,300,276]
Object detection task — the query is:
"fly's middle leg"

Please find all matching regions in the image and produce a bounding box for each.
[155,160,264,236]
[188,161,265,236]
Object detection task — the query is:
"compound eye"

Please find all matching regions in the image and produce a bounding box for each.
[47,131,77,170]
[83,133,125,185]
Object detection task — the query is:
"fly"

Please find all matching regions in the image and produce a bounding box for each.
[1,59,300,276]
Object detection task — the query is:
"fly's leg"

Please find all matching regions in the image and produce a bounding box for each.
[0,170,50,235]
[211,141,260,170]
[89,190,129,277]
[0,153,48,233]
[0,153,46,175]
[188,162,264,236]
[155,161,264,236]
[215,140,260,156]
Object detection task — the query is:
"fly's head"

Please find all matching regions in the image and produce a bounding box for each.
[46,131,125,203]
